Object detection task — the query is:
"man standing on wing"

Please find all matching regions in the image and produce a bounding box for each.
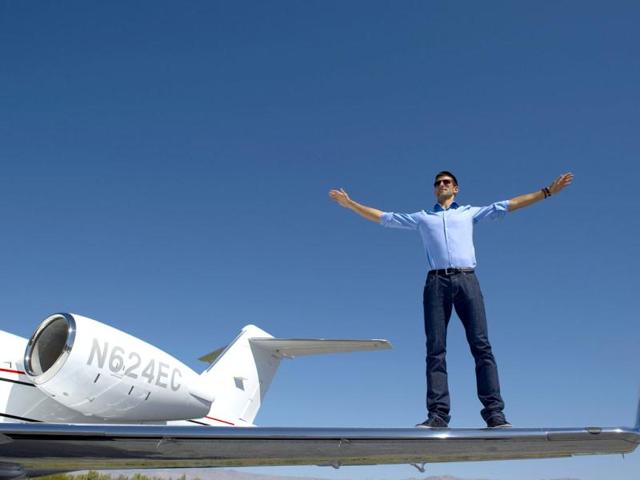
[329,171,573,428]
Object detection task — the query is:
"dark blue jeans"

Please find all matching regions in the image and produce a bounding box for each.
[423,271,505,423]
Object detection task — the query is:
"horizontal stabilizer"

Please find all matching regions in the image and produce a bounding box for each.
[249,338,391,358]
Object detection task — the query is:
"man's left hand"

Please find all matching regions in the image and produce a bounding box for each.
[549,172,574,195]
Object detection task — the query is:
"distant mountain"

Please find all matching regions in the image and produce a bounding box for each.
[82,470,579,480]
[88,470,329,480]
[88,470,474,480]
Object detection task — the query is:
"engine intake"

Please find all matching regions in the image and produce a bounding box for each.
[25,313,76,383]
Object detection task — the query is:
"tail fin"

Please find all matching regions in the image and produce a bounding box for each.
[195,325,391,426]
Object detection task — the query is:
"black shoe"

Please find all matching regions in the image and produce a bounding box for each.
[415,416,448,428]
[486,416,512,428]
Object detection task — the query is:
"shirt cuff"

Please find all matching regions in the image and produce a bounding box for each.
[379,212,394,226]
[496,200,510,212]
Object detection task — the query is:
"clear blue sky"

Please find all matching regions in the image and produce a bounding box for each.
[1,1,639,479]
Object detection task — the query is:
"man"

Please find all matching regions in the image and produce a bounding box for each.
[329,171,573,428]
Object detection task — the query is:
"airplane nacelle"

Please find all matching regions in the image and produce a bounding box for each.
[23,313,213,421]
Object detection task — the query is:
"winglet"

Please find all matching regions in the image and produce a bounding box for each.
[635,387,640,430]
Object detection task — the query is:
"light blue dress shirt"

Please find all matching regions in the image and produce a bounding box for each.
[380,200,510,270]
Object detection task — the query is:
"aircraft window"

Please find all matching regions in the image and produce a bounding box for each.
[234,377,245,390]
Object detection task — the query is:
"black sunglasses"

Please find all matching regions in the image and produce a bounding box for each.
[434,179,454,187]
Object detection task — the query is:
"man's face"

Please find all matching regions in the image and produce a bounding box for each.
[433,175,459,200]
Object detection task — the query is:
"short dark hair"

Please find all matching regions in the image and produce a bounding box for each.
[434,171,458,186]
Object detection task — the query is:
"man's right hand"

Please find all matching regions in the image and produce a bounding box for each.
[328,188,384,223]
[329,188,352,208]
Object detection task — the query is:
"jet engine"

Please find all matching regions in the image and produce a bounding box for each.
[23,313,213,421]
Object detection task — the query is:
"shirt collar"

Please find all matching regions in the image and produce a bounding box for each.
[431,202,459,212]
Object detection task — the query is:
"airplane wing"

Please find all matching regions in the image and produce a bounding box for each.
[0,423,638,479]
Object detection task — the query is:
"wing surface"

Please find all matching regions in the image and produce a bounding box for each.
[0,423,638,478]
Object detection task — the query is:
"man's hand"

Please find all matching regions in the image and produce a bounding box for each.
[548,172,574,195]
[328,188,384,223]
[329,188,352,208]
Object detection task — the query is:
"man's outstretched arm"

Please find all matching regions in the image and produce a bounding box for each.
[508,172,574,212]
[329,189,383,223]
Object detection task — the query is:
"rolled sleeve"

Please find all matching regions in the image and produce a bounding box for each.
[471,200,510,223]
[380,212,420,230]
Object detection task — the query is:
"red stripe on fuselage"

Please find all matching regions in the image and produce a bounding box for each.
[205,416,235,425]
[0,368,25,375]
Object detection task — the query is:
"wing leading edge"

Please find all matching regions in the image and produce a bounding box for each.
[0,423,638,478]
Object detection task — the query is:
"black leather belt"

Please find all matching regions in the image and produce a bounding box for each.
[429,268,475,275]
